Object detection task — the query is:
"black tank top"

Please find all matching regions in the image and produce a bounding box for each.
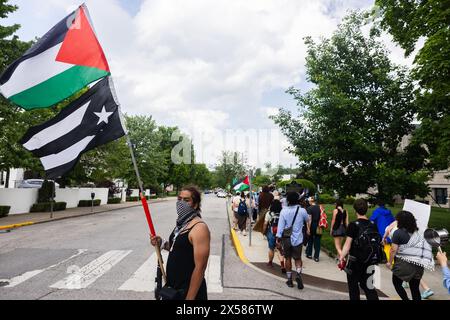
[333,209,347,230]
[166,222,208,300]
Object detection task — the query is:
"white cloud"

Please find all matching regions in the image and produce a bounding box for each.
[5,0,380,168]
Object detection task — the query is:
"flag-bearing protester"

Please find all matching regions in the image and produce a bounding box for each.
[20,77,126,178]
[0,3,168,299]
[151,186,211,300]
[0,4,110,110]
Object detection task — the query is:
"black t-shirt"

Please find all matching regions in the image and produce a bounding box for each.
[346,219,372,257]
[392,228,411,245]
[306,205,321,224]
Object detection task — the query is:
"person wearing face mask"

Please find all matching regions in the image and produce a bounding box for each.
[150,185,211,300]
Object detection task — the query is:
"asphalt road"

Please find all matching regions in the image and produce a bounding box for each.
[0,195,343,300]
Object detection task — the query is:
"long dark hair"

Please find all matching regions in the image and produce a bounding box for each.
[181,185,202,212]
[396,210,418,233]
[335,199,344,209]
[270,199,282,213]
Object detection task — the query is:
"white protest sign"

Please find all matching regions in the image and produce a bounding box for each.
[402,199,431,234]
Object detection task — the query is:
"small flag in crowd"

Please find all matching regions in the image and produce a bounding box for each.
[0,4,110,110]
[233,176,250,192]
[20,77,126,179]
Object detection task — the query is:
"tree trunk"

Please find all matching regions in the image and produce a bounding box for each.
[5,168,10,188]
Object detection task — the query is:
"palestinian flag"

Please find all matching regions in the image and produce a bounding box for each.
[233,176,250,192]
[0,4,110,110]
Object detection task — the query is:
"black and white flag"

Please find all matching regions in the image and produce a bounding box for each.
[20,77,126,179]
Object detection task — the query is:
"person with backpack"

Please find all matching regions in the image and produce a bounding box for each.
[236,192,249,236]
[331,199,349,258]
[306,197,327,262]
[231,191,241,230]
[387,211,434,301]
[339,199,381,300]
[370,199,395,261]
[263,199,286,273]
[276,192,310,289]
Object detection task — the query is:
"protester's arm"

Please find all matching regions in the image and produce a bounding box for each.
[186,223,210,300]
[339,237,353,262]
[436,251,450,293]
[305,212,311,235]
[387,244,398,269]
[383,221,397,243]
[330,210,336,236]
[150,235,170,251]
[276,212,286,239]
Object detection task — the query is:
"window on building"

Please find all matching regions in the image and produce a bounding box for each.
[435,188,448,205]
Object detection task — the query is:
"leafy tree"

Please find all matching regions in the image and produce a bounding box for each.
[0,1,35,185]
[213,151,247,188]
[253,175,271,187]
[121,115,167,190]
[272,12,429,200]
[191,164,213,190]
[375,0,450,169]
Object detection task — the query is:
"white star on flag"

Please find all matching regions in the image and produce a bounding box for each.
[94,106,113,125]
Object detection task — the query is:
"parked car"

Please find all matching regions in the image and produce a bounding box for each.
[216,191,228,198]
[17,179,60,188]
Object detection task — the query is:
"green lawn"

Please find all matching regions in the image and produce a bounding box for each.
[319,204,450,257]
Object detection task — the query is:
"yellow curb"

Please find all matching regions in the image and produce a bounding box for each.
[230,228,250,264]
[0,221,34,231]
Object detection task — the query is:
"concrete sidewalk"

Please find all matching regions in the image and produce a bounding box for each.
[227,199,449,300]
[0,198,171,230]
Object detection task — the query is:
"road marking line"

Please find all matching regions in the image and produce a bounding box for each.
[0,249,87,288]
[50,250,131,289]
[118,253,223,293]
[205,255,223,293]
[118,251,168,292]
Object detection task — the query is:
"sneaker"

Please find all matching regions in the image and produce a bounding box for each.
[421,289,434,300]
[242,230,247,236]
[402,282,409,289]
[286,279,294,288]
[314,258,319,262]
[296,274,304,290]
[306,255,313,259]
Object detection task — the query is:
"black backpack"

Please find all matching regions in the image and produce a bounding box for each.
[269,213,280,235]
[237,199,248,216]
[353,221,385,265]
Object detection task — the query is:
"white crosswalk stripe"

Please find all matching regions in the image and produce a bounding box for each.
[118,251,169,292]
[50,250,132,290]
[0,249,87,288]
[118,252,223,293]
[1,249,223,294]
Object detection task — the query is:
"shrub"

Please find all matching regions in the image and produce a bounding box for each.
[78,199,101,207]
[38,180,56,203]
[30,202,66,212]
[126,196,140,202]
[318,193,336,204]
[107,198,122,204]
[344,196,356,205]
[0,206,11,217]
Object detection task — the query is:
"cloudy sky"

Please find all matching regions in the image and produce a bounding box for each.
[3,0,413,169]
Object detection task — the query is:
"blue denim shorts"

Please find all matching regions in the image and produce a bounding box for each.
[266,229,276,250]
